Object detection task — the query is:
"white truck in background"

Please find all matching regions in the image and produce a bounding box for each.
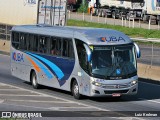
[140,0,160,23]
[89,0,138,19]
[89,0,160,24]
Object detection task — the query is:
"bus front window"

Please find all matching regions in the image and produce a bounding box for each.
[91,44,137,80]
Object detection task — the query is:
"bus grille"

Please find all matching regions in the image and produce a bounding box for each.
[104,90,129,94]
[102,84,129,89]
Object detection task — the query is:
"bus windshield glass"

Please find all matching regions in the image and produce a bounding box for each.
[91,44,137,80]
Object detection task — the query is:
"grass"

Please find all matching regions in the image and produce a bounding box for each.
[67,19,160,39]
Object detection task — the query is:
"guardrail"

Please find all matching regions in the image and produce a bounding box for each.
[68,12,160,30]
[133,38,160,68]
[132,38,160,43]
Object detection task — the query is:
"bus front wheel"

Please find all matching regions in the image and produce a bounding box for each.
[31,71,39,89]
[72,80,81,99]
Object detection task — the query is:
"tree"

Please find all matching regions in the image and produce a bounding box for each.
[78,0,88,13]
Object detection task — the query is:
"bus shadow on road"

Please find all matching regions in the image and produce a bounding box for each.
[24,81,72,97]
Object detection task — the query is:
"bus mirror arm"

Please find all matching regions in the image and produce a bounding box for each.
[134,43,141,58]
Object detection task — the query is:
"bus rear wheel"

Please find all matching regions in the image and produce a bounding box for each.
[31,71,39,89]
[72,80,81,99]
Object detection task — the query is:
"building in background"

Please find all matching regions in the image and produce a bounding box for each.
[0,0,67,40]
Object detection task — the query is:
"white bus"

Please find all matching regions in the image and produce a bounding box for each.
[11,25,141,99]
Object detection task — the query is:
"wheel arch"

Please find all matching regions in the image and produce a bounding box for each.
[70,77,77,92]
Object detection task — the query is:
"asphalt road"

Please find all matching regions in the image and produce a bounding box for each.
[0,54,160,119]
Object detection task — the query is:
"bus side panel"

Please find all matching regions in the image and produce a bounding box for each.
[11,48,31,82]
[32,54,75,91]
[81,69,92,96]
[23,52,76,91]
[10,48,76,91]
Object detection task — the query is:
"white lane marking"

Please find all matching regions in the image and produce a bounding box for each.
[0,54,10,57]
[0,94,42,96]
[119,117,145,120]
[0,83,10,86]
[0,82,108,111]
[139,81,160,86]
[0,102,52,110]
[9,99,74,103]
[139,98,160,104]
[0,89,28,91]
[49,107,93,109]
[0,99,4,103]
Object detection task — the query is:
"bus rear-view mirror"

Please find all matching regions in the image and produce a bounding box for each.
[134,43,141,58]
[83,44,92,62]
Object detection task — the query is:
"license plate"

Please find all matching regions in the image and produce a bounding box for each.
[112,93,121,97]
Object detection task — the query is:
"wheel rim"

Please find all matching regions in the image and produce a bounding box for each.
[32,75,37,86]
[74,84,79,96]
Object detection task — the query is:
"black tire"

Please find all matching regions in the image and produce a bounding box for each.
[72,80,81,99]
[31,71,39,89]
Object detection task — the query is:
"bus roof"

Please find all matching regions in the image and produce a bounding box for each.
[12,25,133,45]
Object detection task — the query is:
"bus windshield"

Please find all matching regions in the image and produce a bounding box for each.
[91,44,137,80]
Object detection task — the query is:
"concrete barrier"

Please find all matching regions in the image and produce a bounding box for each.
[138,63,160,81]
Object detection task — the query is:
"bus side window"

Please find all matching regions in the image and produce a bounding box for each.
[46,37,50,54]
[68,40,75,59]
[28,34,34,51]
[50,37,57,55]
[33,35,38,52]
[19,33,27,50]
[38,36,50,54]
[75,39,88,72]
[57,38,62,56]
[62,39,68,57]
[62,38,74,59]
[12,32,20,50]
[50,37,62,56]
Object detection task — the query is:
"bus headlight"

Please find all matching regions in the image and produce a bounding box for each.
[130,80,137,86]
[94,82,102,87]
[90,79,102,87]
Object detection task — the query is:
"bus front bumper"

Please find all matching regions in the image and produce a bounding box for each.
[90,79,138,97]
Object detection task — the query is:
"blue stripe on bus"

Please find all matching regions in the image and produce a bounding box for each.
[26,52,64,80]
[28,55,53,79]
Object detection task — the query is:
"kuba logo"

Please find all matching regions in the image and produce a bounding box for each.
[12,52,24,62]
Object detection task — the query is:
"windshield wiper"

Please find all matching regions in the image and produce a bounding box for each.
[92,73,108,79]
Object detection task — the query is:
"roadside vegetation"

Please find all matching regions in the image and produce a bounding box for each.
[67,19,160,39]
[77,1,88,13]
